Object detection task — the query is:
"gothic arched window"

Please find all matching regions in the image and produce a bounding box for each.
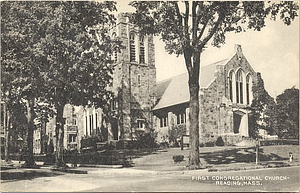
[246,74,252,105]
[236,70,243,104]
[139,35,145,64]
[229,71,234,102]
[130,33,136,62]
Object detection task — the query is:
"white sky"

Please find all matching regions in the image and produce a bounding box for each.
[116,1,299,98]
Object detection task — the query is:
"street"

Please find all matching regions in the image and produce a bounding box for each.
[1,166,299,192]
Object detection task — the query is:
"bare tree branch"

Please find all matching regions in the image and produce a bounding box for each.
[183,1,192,73]
[197,19,208,41]
[173,2,182,26]
[184,1,190,43]
[192,1,198,46]
[199,12,224,48]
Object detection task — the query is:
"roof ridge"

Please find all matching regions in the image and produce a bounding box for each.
[157,58,228,83]
[201,58,228,68]
[156,72,187,84]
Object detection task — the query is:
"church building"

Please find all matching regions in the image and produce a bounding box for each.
[153,44,258,145]
[33,14,263,154]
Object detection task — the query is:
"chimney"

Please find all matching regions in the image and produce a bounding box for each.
[234,44,243,59]
[235,44,242,53]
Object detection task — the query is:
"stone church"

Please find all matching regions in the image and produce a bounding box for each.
[33,14,261,154]
[153,44,258,145]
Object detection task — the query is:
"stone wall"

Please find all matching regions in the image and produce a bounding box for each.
[112,14,156,140]
[199,45,259,145]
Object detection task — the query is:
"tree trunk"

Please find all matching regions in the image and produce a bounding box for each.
[187,50,201,169]
[25,97,36,167]
[54,103,66,168]
[4,103,10,162]
[188,80,200,168]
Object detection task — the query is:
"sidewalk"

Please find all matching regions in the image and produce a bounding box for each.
[130,146,299,172]
[1,145,298,178]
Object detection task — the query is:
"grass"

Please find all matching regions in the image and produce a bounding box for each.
[132,145,299,171]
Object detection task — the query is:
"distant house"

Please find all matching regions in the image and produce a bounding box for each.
[153,44,259,145]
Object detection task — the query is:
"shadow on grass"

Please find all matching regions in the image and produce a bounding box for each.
[200,147,288,165]
[1,170,62,182]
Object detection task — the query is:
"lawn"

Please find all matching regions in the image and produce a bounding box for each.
[132,145,299,171]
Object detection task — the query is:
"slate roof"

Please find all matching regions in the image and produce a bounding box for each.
[153,59,228,110]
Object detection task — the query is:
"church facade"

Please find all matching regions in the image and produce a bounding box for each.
[33,14,262,154]
[153,44,258,145]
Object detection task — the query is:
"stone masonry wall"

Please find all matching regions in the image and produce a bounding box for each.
[199,45,259,145]
[113,14,156,140]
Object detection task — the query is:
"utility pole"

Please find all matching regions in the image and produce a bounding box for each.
[255,138,260,165]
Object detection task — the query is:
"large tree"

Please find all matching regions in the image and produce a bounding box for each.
[129,1,299,168]
[1,1,49,166]
[249,73,275,139]
[275,87,299,139]
[32,1,120,167]
[2,1,120,168]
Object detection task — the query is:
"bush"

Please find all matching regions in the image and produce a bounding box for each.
[205,141,215,147]
[168,124,187,144]
[134,132,159,149]
[216,136,225,146]
[173,155,184,163]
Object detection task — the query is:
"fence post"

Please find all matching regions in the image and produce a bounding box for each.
[255,138,259,165]
[181,135,183,150]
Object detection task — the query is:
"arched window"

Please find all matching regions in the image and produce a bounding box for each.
[229,71,234,102]
[246,74,252,105]
[130,33,136,62]
[137,74,141,86]
[236,70,243,104]
[139,35,145,64]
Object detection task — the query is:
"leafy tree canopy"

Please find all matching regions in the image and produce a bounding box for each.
[276,87,299,139]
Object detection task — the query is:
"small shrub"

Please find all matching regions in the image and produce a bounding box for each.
[205,141,215,147]
[216,136,225,146]
[173,155,184,163]
[168,124,187,145]
[133,132,159,149]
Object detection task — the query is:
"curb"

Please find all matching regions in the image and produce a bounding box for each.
[50,168,88,174]
[79,164,123,169]
[87,169,190,175]
[208,162,299,172]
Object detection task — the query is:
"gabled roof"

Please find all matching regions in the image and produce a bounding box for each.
[153,59,228,111]
[156,78,172,100]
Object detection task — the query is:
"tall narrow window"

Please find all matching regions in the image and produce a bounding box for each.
[130,33,136,62]
[69,134,77,143]
[236,70,243,104]
[112,32,118,62]
[137,119,144,129]
[85,116,88,135]
[160,117,168,127]
[246,75,250,105]
[95,113,98,134]
[89,115,93,135]
[72,114,77,126]
[139,35,145,64]
[111,100,118,111]
[114,51,118,62]
[137,74,141,86]
[177,113,186,124]
[229,71,233,102]
[236,81,239,103]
